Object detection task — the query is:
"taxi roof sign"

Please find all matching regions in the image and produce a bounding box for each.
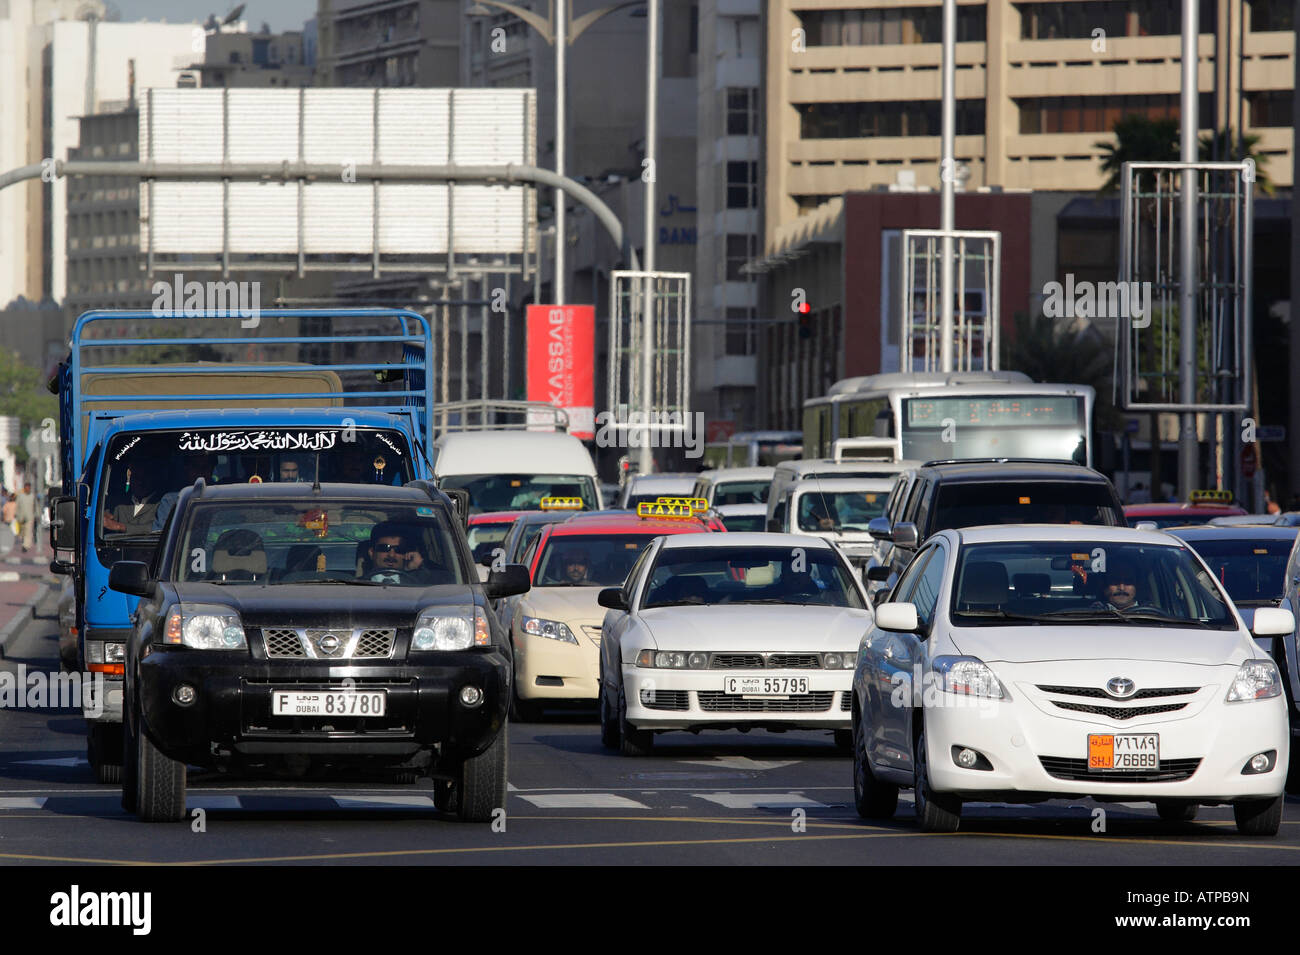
[638,500,698,520]
[656,496,708,513]
[539,496,585,511]
[1189,489,1234,505]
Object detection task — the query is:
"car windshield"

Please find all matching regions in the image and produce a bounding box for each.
[534,533,658,587]
[467,520,515,564]
[949,541,1235,629]
[718,512,766,532]
[440,473,598,514]
[1177,536,1293,605]
[642,546,866,609]
[713,480,770,505]
[174,500,466,587]
[795,490,888,532]
[934,481,1121,529]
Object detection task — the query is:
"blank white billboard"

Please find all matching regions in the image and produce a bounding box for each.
[139,88,537,257]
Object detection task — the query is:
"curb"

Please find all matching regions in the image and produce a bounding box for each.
[0,580,51,659]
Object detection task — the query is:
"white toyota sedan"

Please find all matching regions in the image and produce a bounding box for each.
[851,525,1292,835]
[597,533,871,755]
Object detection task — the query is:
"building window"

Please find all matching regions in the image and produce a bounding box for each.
[1019,93,1214,134]
[726,88,758,136]
[726,307,755,355]
[1251,0,1294,31]
[726,161,758,209]
[725,233,757,281]
[1249,89,1293,127]
[1018,0,1215,39]
[795,194,838,216]
[798,6,986,45]
[799,100,985,139]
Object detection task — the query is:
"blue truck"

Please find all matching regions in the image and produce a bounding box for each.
[48,308,435,782]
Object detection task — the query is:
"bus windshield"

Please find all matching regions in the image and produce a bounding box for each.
[901,395,1088,464]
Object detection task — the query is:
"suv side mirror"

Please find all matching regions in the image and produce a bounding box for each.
[50,495,77,552]
[484,563,530,599]
[891,522,918,548]
[109,561,153,598]
[444,489,471,529]
[598,587,628,611]
[867,517,893,541]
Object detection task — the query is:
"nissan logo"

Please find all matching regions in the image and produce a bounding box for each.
[317,634,341,653]
[1106,677,1137,698]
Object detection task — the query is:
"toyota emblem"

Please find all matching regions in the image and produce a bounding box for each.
[1106,677,1136,698]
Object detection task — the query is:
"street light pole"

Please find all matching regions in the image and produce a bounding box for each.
[939,0,956,374]
[640,0,659,474]
[1178,0,1199,499]
[555,3,567,305]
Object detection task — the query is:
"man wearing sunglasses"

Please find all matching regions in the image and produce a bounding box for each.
[362,522,452,585]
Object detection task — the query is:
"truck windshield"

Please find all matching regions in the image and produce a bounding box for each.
[95,428,416,561]
[440,473,599,514]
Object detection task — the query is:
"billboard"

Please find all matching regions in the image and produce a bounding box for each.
[138,88,536,258]
[526,305,595,440]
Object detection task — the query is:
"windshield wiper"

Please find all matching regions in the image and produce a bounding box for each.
[952,609,1063,623]
[1025,606,1129,622]
[1119,610,1214,627]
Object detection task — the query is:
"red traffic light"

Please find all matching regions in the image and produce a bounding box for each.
[797,303,811,314]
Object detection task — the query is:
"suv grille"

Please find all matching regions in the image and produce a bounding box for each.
[1039,756,1201,783]
[262,627,397,660]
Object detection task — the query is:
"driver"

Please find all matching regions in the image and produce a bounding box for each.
[560,549,592,585]
[103,466,161,534]
[362,522,445,585]
[1100,558,1144,611]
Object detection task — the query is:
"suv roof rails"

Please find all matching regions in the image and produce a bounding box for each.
[920,457,1088,469]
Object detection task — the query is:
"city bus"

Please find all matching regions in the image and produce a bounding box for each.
[702,430,803,469]
[802,371,1095,467]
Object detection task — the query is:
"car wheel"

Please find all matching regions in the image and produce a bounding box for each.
[913,730,961,832]
[456,730,508,823]
[852,708,898,820]
[1233,794,1284,836]
[598,679,620,750]
[88,722,123,784]
[617,682,653,757]
[134,707,186,823]
[1155,800,1198,823]
[833,729,853,753]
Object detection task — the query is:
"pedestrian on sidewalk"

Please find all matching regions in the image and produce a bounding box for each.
[1,492,14,530]
[16,482,36,553]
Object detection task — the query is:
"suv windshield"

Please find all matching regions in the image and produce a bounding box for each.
[642,546,866,609]
[949,540,1235,629]
[933,481,1121,530]
[174,500,465,587]
[795,490,888,532]
[440,473,598,514]
[713,480,771,505]
[1178,536,1293,605]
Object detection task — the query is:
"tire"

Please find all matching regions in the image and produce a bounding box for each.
[134,711,186,823]
[1155,800,1198,823]
[833,729,853,753]
[617,682,653,757]
[88,722,123,784]
[913,731,961,832]
[1233,794,1284,836]
[852,708,898,820]
[598,680,620,750]
[456,729,508,823]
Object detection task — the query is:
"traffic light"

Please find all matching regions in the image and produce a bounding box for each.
[797,301,812,340]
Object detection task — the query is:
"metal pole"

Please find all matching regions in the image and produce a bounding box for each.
[640,0,660,474]
[1178,0,1199,499]
[555,0,566,306]
[939,0,956,374]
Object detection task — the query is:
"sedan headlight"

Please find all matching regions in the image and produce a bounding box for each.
[163,604,246,650]
[521,616,578,644]
[1225,659,1283,702]
[823,652,856,669]
[932,656,1006,700]
[636,649,709,669]
[414,606,491,651]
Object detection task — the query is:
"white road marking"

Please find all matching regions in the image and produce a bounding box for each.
[9,757,86,767]
[187,795,244,810]
[679,757,802,771]
[518,793,650,809]
[0,797,46,809]
[331,795,437,809]
[693,792,829,809]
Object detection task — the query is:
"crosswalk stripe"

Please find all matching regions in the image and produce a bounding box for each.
[188,795,244,810]
[692,792,829,809]
[0,797,46,809]
[518,793,650,809]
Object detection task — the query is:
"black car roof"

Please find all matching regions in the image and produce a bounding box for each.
[1165,524,1300,541]
[917,460,1109,483]
[184,482,442,504]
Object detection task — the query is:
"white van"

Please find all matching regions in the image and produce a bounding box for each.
[777,477,895,569]
[766,458,915,532]
[433,431,602,513]
[690,466,776,507]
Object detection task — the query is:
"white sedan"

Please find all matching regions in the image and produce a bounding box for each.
[597,533,872,756]
[852,524,1292,835]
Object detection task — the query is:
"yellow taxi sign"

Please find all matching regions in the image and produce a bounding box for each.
[540,496,584,511]
[657,496,708,513]
[1189,489,1233,505]
[638,501,698,520]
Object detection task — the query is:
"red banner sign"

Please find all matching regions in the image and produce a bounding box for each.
[526,305,595,439]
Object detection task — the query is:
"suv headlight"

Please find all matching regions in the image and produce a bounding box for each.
[933,656,1006,700]
[163,604,246,650]
[414,606,491,651]
[1225,659,1283,702]
[522,616,578,644]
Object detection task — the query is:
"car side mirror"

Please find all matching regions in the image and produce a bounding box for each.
[866,565,890,582]
[598,587,628,611]
[444,488,471,529]
[875,601,919,632]
[50,495,77,551]
[867,517,893,541]
[484,563,530,599]
[49,559,74,576]
[871,588,892,608]
[891,522,918,548]
[1252,607,1296,637]
[109,560,153,598]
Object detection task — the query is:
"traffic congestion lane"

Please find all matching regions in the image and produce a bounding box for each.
[1,592,1299,864]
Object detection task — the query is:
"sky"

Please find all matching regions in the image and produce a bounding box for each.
[106,0,318,32]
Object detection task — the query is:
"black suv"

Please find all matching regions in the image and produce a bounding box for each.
[865,459,1126,600]
[110,480,530,823]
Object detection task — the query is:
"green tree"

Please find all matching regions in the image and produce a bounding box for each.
[1001,311,1120,430]
[0,349,57,433]
[1095,115,1271,194]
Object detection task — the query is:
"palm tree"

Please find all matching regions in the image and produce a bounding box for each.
[1094,115,1178,194]
[1199,127,1272,195]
